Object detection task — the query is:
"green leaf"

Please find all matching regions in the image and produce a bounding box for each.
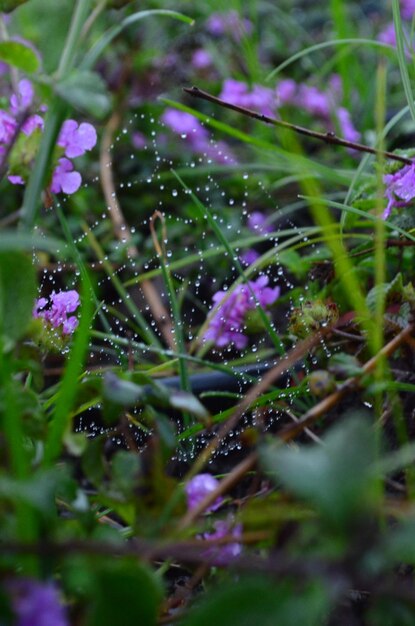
[181,578,329,626]
[169,390,209,420]
[55,70,111,119]
[87,562,163,626]
[260,416,379,528]
[103,371,145,406]
[329,353,363,378]
[111,450,141,496]
[0,40,39,72]
[0,252,36,346]
[367,596,415,626]
[0,0,30,13]
[366,272,405,313]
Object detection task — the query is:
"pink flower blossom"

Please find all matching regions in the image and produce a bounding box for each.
[206,11,252,38]
[57,119,97,158]
[10,78,34,114]
[240,249,260,266]
[204,275,280,349]
[185,474,223,512]
[383,162,415,219]
[401,0,415,19]
[247,211,273,234]
[7,578,68,626]
[192,49,212,69]
[51,158,82,195]
[219,79,275,117]
[34,290,80,335]
[0,109,17,143]
[203,518,243,565]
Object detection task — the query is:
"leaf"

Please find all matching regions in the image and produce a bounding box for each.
[0,0,30,13]
[329,353,363,378]
[103,371,145,406]
[169,390,209,419]
[0,40,39,72]
[366,272,405,313]
[87,562,163,626]
[0,252,36,347]
[181,578,329,626]
[55,70,111,119]
[111,450,141,496]
[260,416,379,528]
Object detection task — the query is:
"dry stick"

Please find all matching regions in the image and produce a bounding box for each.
[100,111,176,349]
[178,331,327,531]
[183,86,412,165]
[279,321,415,440]
[179,323,415,530]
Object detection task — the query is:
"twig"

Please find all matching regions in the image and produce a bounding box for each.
[187,330,327,478]
[100,111,176,349]
[183,86,412,166]
[279,322,415,441]
[178,323,414,527]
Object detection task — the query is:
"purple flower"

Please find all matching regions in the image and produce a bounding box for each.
[275,79,297,106]
[162,109,208,140]
[10,78,34,114]
[219,79,275,117]
[8,174,24,185]
[401,0,415,19]
[204,275,280,349]
[192,49,212,69]
[51,157,82,195]
[185,474,223,512]
[206,11,252,38]
[336,107,361,143]
[0,109,17,143]
[247,211,273,234]
[378,22,397,47]
[383,162,415,219]
[7,578,68,626]
[162,108,235,163]
[240,249,260,266]
[131,131,147,150]
[58,119,97,158]
[22,114,44,136]
[297,84,331,118]
[34,289,80,335]
[203,518,243,565]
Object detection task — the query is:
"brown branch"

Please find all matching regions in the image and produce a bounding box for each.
[178,323,414,527]
[183,86,412,166]
[100,111,176,349]
[278,322,415,441]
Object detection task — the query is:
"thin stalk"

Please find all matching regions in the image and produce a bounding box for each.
[57,0,93,78]
[43,276,92,466]
[82,222,164,351]
[150,211,190,395]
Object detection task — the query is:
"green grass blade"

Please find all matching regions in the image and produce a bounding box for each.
[43,275,93,466]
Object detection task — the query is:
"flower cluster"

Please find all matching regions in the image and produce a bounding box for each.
[219,75,360,143]
[7,578,68,626]
[203,518,243,565]
[185,473,242,565]
[383,162,415,219]
[206,11,252,39]
[161,108,235,164]
[2,78,96,194]
[378,0,415,51]
[204,275,280,349]
[33,290,80,335]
